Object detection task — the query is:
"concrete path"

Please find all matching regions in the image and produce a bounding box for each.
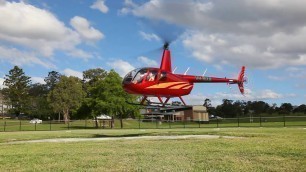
[4,135,241,144]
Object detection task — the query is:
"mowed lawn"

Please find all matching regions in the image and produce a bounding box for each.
[0,128,305,171]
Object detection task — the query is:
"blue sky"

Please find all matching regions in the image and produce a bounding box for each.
[0,0,305,106]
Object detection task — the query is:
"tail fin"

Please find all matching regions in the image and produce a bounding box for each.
[237,66,246,94]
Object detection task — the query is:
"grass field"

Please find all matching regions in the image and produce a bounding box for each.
[0,127,305,171]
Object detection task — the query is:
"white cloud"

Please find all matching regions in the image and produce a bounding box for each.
[0,1,100,68]
[118,0,137,15]
[0,77,5,89]
[31,77,46,84]
[67,49,93,60]
[185,94,207,106]
[254,89,284,100]
[137,56,158,67]
[0,1,81,57]
[185,88,293,106]
[124,0,137,8]
[286,67,306,79]
[124,0,306,35]
[267,75,284,81]
[182,31,306,69]
[0,46,55,68]
[107,59,135,77]
[62,68,83,79]
[139,31,160,41]
[90,0,108,13]
[107,57,159,77]
[122,0,306,69]
[70,16,104,43]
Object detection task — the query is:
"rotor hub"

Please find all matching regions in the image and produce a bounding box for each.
[163,42,169,50]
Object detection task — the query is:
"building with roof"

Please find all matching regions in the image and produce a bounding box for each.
[141,105,209,123]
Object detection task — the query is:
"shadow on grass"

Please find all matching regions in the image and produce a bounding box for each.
[64,126,112,130]
[92,133,150,138]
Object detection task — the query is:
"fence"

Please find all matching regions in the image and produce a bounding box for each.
[0,116,305,132]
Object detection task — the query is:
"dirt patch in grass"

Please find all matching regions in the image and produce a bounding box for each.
[3,134,243,144]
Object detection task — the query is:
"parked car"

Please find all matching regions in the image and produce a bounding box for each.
[209,115,223,120]
[29,118,42,124]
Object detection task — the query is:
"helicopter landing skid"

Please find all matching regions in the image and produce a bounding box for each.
[125,100,192,112]
[139,95,187,107]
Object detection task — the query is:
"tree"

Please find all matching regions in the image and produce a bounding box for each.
[44,71,61,90]
[47,76,84,123]
[28,83,52,119]
[0,90,6,119]
[45,71,61,120]
[85,69,138,128]
[102,70,138,128]
[279,103,293,114]
[2,66,31,115]
[220,99,235,118]
[203,98,212,109]
[267,103,278,115]
[203,98,214,115]
[233,100,246,116]
[247,101,270,115]
[75,68,108,126]
[83,68,107,87]
[293,104,306,114]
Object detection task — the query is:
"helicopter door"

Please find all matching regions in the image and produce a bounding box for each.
[146,70,158,82]
[132,68,147,84]
[158,71,167,81]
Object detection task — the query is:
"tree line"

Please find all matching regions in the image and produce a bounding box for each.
[203,98,306,118]
[1,66,305,123]
[1,66,139,127]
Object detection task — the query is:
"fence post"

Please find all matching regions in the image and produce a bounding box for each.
[138,115,140,129]
[183,119,186,128]
[49,119,52,131]
[217,118,219,128]
[283,115,286,127]
[260,115,262,127]
[156,118,158,129]
[19,120,22,131]
[199,120,201,128]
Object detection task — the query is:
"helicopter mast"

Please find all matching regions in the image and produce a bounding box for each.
[160,42,172,73]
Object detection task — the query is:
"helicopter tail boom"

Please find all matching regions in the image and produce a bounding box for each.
[180,66,246,94]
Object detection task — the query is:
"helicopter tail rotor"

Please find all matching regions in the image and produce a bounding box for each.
[237,66,246,94]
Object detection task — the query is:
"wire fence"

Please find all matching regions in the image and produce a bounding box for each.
[0,116,305,132]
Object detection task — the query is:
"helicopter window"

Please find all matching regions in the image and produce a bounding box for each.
[132,69,147,84]
[123,69,137,83]
[146,70,157,81]
[159,71,167,81]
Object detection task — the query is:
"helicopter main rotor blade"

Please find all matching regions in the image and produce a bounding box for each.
[140,18,184,46]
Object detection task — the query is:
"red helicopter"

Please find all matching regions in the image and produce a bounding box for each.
[122,42,246,106]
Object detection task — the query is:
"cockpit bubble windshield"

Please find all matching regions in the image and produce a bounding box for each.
[123,69,137,83]
[123,68,148,84]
